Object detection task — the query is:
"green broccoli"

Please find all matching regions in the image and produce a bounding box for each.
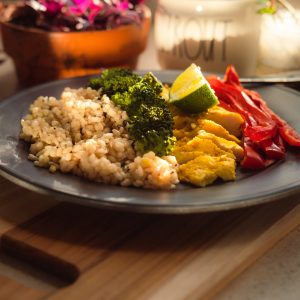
[89,69,176,156]
[88,68,141,96]
[127,98,175,156]
[123,73,175,156]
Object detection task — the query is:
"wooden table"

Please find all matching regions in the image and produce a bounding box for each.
[0,177,299,300]
[0,37,300,300]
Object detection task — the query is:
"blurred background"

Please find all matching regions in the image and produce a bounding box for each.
[142,0,300,75]
[1,0,300,96]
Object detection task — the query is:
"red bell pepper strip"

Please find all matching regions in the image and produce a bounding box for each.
[243,124,277,143]
[259,137,286,160]
[224,64,241,88]
[209,77,277,142]
[278,126,300,147]
[207,65,300,170]
[245,89,300,147]
[241,140,266,170]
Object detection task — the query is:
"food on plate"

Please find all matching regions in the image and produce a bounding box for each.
[204,106,244,138]
[171,107,244,186]
[20,85,179,189]
[178,155,236,187]
[20,64,300,190]
[169,64,219,113]
[208,66,300,169]
[89,69,176,156]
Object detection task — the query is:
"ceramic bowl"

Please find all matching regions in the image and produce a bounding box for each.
[1,6,151,87]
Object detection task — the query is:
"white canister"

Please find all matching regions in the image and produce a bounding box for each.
[154,0,261,76]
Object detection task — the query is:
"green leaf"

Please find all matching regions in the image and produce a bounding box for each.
[257,7,277,14]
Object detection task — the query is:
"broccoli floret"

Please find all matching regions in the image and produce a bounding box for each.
[89,69,175,156]
[125,73,175,156]
[140,72,163,95]
[124,73,164,114]
[112,91,132,110]
[88,68,141,96]
[128,100,175,156]
[134,130,176,157]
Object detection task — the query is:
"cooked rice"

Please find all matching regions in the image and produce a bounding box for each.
[20,87,179,189]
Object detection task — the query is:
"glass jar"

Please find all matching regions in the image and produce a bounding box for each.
[258,8,300,73]
[154,0,261,76]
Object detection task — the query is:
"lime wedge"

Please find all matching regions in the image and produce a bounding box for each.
[170,64,219,113]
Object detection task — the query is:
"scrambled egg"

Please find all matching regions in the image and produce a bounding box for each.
[204,106,244,138]
[178,155,236,187]
[172,106,244,187]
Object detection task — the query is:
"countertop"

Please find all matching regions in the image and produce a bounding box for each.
[0,33,300,300]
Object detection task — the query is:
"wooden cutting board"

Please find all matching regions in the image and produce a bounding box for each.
[0,176,299,300]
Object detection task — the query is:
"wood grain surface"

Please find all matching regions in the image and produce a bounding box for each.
[0,175,299,300]
[0,275,46,300]
[0,177,56,235]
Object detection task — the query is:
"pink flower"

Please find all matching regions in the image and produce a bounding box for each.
[21,0,145,31]
[43,0,64,16]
